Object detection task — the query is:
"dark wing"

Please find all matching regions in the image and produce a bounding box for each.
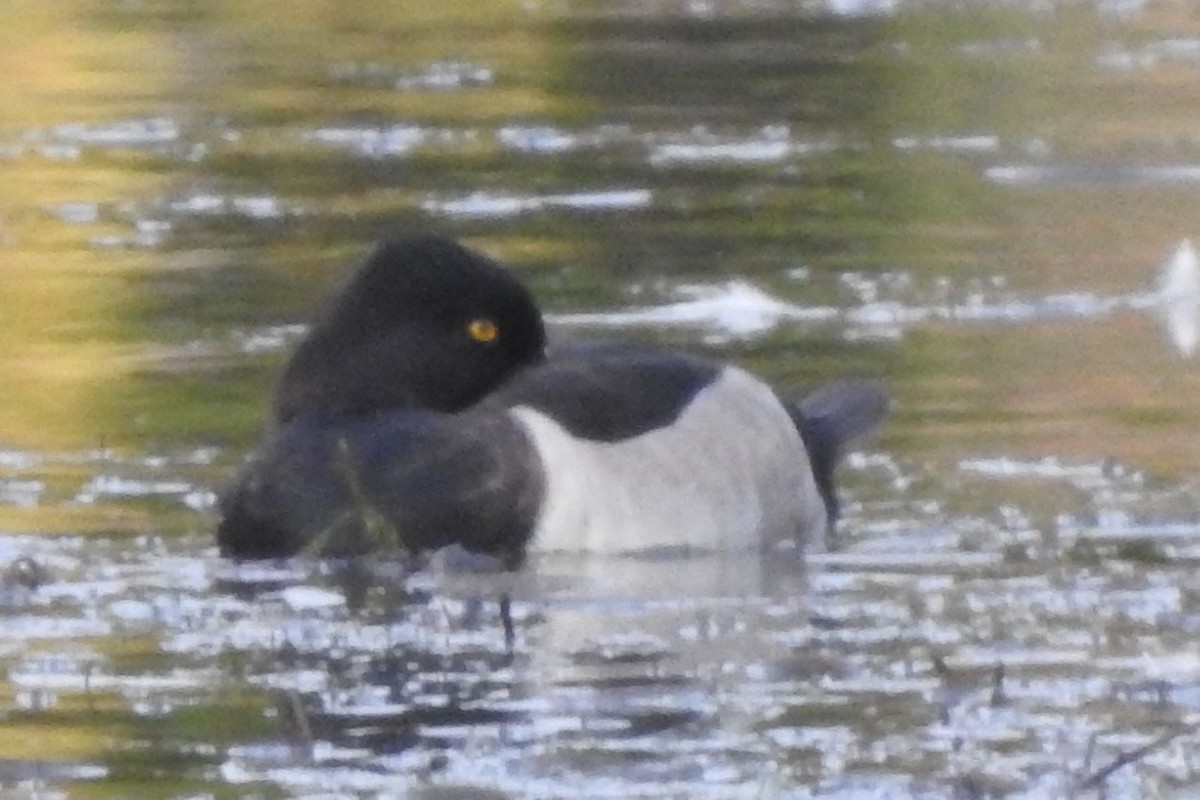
[487,344,721,442]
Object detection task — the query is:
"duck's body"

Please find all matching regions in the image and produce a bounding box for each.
[497,349,825,554]
[216,235,888,562]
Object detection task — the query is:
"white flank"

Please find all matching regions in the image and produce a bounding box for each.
[511,367,826,554]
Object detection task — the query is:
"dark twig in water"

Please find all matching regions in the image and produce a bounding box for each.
[1071,722,1199,796]
[989,663,1007,707]
[932,653,1198,796]
[274,688,317,764]
[500,593,515,655]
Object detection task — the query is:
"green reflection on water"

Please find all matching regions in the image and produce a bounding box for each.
[3,0,1198,518]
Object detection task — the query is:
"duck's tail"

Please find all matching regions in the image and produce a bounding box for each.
[785,380,890,526]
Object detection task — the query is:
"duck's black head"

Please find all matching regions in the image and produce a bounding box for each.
[272,234,547,424]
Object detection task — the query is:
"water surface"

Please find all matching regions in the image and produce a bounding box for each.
[1,0,1199,797]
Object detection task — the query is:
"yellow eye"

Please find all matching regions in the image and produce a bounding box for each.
[467,318,499,343]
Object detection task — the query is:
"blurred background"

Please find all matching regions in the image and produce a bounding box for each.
[1,0,1199,797]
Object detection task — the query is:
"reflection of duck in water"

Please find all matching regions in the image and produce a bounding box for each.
[217,235,888,562]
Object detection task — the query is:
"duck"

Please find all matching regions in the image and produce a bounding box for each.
[216,234,888,563]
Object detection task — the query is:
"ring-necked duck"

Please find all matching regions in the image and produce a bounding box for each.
[217,235,888,562]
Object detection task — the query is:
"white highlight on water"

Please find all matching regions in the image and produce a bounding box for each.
[1155,238,1200,357]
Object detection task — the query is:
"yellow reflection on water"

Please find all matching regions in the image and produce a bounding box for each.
[0,1,174,455]
[0,251,151,450]
[0,0,170,129]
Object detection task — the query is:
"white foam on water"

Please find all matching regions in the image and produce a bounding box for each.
[304,124,472,157]
[0,480,43,508]
[551,268,1163,347]
[51,117,180,147]
[497,124,629,154]
[986,163,1200,187]
[165,193,296,220]
[648,125,836,166]
[421,188,652,218]
[74,474,196,504]
[821,0,899,16]
[278,585,346,611]
[893,134,1001,153]
[329,60,493,91]
[551,280,836,338]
